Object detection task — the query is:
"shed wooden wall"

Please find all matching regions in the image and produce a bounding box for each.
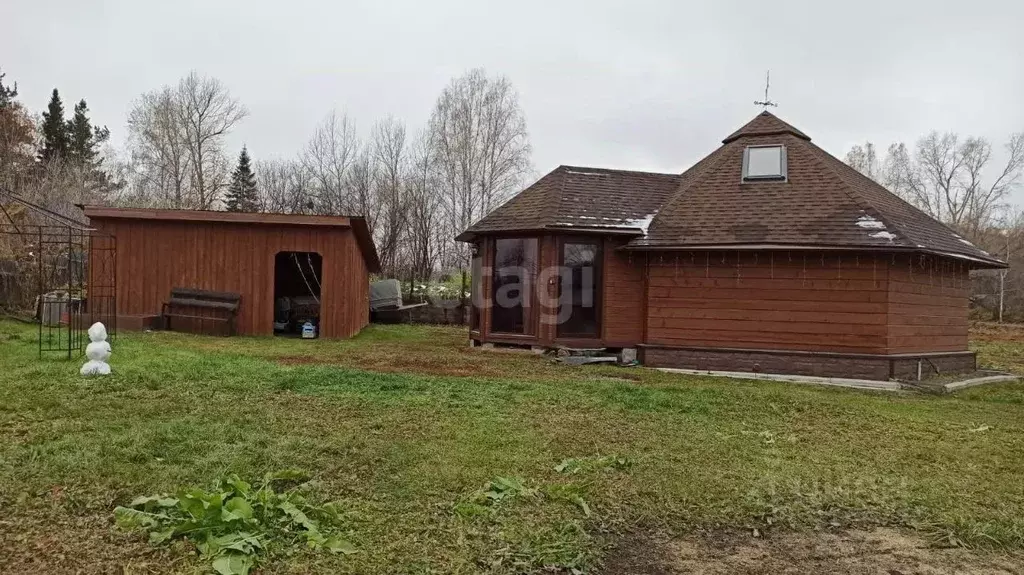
[89,218,369,338]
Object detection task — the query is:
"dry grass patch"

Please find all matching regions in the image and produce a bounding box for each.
[604,528,1024,575]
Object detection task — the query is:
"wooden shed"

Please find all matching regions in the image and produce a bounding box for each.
[83,207,380,338]
[457,112,1007,381]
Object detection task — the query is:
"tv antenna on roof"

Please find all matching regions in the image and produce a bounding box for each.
[754,71,778,110]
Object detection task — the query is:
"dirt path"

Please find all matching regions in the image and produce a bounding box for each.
[603,528,1023,575]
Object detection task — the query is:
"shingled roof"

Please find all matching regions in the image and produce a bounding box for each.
[457,111,1006,268]
[454,166,680,241]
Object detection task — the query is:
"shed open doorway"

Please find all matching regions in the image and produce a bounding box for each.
[273,251,322,337]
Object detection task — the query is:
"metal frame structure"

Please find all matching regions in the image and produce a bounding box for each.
[0,191,116,358]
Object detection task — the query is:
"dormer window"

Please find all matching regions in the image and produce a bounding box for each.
[743,145,787,181]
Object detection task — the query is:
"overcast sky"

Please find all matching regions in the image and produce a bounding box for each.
[4,0,1023,200]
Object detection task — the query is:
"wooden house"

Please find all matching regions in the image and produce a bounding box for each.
[457,112,1007,380]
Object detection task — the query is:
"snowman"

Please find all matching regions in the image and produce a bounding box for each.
[80,322,112,376]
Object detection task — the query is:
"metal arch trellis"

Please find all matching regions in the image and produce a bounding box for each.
[0,189,116,359]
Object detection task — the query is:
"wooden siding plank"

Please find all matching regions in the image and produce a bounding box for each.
[645,250,890,354]
[602,238,644,344]
[886,254,969,353]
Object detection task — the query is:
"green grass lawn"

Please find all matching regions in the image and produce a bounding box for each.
[1,320,1023,574]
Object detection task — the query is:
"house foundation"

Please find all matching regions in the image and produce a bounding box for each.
[639,345,977,382]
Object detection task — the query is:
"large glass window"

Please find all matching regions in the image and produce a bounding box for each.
[491,238,537,334]
[557,241,601,338]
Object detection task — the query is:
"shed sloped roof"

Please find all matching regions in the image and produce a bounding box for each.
[82,206,381,273]
[457,111,1005,268]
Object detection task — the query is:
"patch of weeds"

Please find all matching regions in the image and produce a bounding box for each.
[454,476,539,518]
[918,515,1024,549]
[740,475,925,533]
[273,372,305,392]
[543,483,592,517]
[554,455,633,475]
[455,476,595,521]
[114,470,357,575]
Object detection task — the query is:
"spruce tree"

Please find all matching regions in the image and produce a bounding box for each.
[225,146,258,212]
[64,99,112,192]
[39,88,70,162]
[68,100,93,164]
[67,99,110,166]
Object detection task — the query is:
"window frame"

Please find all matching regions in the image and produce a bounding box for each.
[742,144,788,182]
[556,237,603,340]
[489,237,538,336]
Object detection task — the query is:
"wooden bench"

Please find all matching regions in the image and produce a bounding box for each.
[161,288,241,336]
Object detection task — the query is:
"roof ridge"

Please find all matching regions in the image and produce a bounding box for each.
[550,166,569,225]
[801,142,916,248]
[806,142,1003,264]
[643,143,736,236]
[558,164,680,178]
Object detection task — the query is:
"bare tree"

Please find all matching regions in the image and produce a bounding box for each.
[845,142,880,182]
[126,87,191,207]
[256,159,289,213]
[301,112,358,215]
[884,133,1024,236]
[0,93,36,191]
[370,117,409,275]
[345,144,376,228]
[958,134,1024,237]
[9,157,104,219]
[428,68,532,270]
[847,132,1024,237]
[176,72,247,209]
[405,131,442,283]
[878,142,919,204]
[123,74,246,209]
[847,132,1024,322]
[970,212,1023,321]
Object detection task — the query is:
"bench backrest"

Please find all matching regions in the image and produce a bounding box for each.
[168,287,241,310]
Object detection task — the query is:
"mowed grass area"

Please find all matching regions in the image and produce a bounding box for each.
[1,321,1023,574]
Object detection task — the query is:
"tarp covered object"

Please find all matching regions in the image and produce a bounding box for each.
[370,279,403,311]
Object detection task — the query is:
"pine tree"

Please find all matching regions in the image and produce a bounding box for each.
[39,88,70,162]
[225,146,258,212]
